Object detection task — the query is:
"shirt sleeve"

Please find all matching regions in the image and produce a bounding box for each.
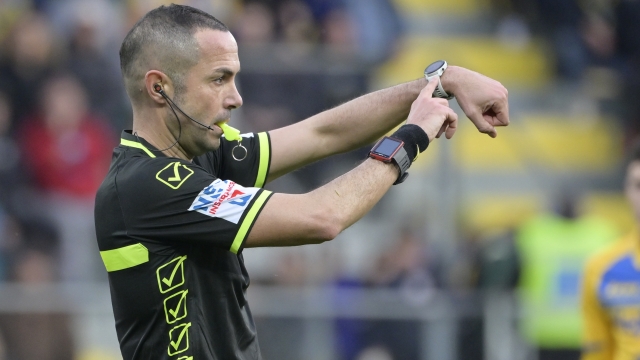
[195,132,271,188]
[581,257,614,360]
[119,158,272,254]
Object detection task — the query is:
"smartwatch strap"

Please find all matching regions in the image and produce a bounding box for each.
[428,77,454,100]
[392,146,410,185]
[435,78,453,100]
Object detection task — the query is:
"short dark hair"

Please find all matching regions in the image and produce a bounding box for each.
[119,4,229,100]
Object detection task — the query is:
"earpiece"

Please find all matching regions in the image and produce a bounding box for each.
[154,84,163,94]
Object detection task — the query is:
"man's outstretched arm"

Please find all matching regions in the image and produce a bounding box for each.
[266,65,509,182]
[245,80,458,247]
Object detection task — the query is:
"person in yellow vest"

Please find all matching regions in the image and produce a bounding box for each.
[581,144,640,360]
[517,194,618,360]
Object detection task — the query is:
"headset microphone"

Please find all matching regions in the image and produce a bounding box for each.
[154,84,215,131]
[150,84,244,158]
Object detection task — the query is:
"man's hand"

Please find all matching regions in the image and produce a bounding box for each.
[407,79,459,141]
[442,66,509,138]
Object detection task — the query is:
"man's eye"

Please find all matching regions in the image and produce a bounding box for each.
[214,77,224,84]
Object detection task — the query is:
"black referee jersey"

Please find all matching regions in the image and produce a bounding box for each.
[95,130,273,360]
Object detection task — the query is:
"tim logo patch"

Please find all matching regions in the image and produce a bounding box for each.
[188,179,258,224]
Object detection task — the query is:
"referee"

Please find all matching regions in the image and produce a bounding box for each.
[95,4,509,360]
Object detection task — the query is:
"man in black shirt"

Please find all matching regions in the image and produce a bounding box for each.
[95,4,509,360]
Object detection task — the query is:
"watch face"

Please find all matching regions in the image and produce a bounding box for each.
[426,60,446,75]
[372,137,403,157]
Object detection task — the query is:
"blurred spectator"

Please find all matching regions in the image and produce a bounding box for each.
[64,11,131,130]
[0,12,61,127]
[494,0,619,81]
[475,230,521,290]
[355,346,393,360]
[0,250,75,360]
[0,91,28,213]
[19,74,114,282]
[516,194,618,360]
[124,0,237,29]
[335,229,442,360]
[0,217,59,282]
[20,74,114,198]
[252,249,312,360]
[532,0,586,80]
[0,211,22,281]
[237,0,400,64]
[322,7,357,58]
[233,2,277,44]
[303,0,402,63]
[453,229,522,360]
[368,229,442,296]
[0,0,30,45]
[279,0,320,45]
[0,219,74,360]
[36,0,133,131]
[341,0,402,64]
[614,0,640,142]
[581,14,616,67]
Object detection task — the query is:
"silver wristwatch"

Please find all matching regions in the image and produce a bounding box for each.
[424,60,454,100]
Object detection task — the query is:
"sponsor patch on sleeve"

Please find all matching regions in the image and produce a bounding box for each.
[188,179,259,224]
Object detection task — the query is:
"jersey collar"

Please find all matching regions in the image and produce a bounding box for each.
[120,130,164,158]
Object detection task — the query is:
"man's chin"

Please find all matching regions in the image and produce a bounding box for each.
[206,137,221,152]
[189,137,220,157]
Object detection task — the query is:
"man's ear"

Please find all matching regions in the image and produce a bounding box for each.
[144,70,171,104]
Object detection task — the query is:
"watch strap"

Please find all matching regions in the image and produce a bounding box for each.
[434,77,453,100]
[392,146,410,185]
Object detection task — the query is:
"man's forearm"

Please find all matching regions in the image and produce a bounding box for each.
[314,158,397,233]
[309,78,427,154]
[245,158,398,247]
[308,65,465,155]
[267,65,508,181]
[248,78,455,248]
[266,78,426,181]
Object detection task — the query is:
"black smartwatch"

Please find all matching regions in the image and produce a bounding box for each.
[368,136,411,185]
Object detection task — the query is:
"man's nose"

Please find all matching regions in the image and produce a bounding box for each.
[225,84,243,109]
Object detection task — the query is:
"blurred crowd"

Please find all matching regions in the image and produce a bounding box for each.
[493,0,640,142]
[0,0,636,359]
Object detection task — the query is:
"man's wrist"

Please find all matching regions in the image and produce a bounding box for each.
[392,124,430,162]
[368,133,416,185]
[439,65,462,96]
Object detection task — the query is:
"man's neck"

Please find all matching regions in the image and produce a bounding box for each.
[132,115,192,161]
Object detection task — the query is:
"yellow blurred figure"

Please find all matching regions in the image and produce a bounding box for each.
[581,144,640,360]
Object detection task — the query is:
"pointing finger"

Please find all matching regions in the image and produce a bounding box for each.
[420,78,440,98]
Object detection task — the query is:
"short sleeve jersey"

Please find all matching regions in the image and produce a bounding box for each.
[95,130,272,360]
[581,232,640,360]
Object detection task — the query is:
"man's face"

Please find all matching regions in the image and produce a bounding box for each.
[625,161,640,223]
[176,29,242,157]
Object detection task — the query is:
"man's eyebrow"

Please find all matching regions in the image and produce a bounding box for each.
[213,68,238,76]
